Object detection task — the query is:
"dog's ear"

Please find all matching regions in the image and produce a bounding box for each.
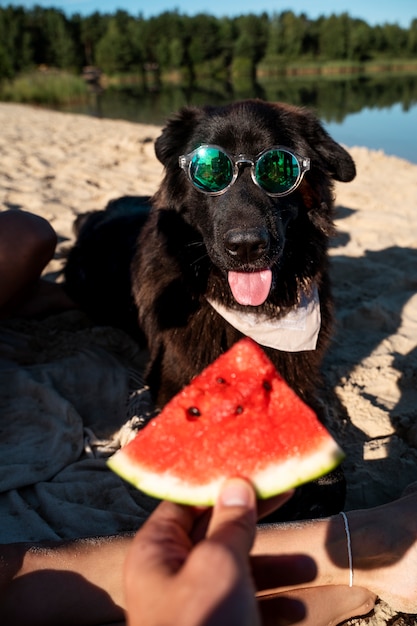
[310,125,356,183]
[293,107,356,183]
[155,106,204,166]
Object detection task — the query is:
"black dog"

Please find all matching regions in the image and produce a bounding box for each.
[65,100,356,519]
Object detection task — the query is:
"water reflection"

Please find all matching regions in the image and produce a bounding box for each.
[260,73,417,123]
[62,72,417,161]
[68,72,417,123]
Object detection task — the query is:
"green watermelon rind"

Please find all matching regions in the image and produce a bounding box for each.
[107,437,345,506]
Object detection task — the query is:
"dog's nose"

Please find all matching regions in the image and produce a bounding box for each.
[224,227,269,263]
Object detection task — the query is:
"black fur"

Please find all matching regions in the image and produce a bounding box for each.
[64,100,356,520]
[132,101,355,409]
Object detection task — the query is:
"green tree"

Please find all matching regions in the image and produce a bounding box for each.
[1,6,417,84]
[0,11,14,78]
[407,18,417,55]
[80,11,109,66]
[187,13,223,66]
[145,12,186,71]
[318,13,350,60]
[380,23,408,57]
[67,14,86,70]
[168,38,183,69]
[348,19,373,61]
[43,9,77,68]
[266,11,311,59]
[94,11,144,73]
[217,17,237,67]
[234,14,268,64]
[0,6,32,77]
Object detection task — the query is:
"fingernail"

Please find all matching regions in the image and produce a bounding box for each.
[219,479,252,507]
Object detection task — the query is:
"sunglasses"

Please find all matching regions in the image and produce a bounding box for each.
[179,144,310,197]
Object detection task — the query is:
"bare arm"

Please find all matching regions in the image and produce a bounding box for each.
[254,487,417,613]
[254,516,348,589]
[0,535,131,626]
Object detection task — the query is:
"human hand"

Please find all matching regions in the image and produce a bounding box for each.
[124,479,310,626]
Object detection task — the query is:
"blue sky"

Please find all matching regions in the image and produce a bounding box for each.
[1,0,416,27]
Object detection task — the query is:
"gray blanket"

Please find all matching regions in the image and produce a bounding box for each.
[0,312,158,543]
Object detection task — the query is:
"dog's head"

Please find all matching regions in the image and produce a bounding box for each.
[153,100,355,308]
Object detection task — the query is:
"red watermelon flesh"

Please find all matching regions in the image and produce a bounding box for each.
[107,338,344,505]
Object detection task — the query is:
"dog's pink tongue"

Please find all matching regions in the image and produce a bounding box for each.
[228,269,272,306]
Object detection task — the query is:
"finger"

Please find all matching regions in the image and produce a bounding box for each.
[205,478,257,557]
[252,554,317,592]
[190,508,212,544]
[191,489,295,544]
[126,500,200,581]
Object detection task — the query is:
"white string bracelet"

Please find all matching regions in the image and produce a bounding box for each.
[340,511,353,587]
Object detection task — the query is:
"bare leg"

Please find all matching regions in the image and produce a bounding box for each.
[259,586,376,626]
[0,210,74,318]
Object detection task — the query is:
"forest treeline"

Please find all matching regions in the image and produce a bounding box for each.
[1,4,417,82]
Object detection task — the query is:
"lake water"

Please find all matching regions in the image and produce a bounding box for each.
[61,72,417,164]
[325,103,417,163]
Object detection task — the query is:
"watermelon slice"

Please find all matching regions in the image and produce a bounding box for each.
[108,338,344,505]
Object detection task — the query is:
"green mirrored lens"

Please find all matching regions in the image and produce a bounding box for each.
[190,147,233,193]
[255,149,300,194]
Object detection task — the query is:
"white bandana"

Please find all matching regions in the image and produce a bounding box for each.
[207,286,321,352]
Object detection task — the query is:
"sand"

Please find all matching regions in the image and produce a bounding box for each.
[0,102,416,625]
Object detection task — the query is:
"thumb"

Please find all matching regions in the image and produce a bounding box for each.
[206,478,257,557]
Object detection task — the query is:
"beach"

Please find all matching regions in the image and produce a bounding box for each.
[0,102,416,625]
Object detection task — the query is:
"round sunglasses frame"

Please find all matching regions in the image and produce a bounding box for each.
[178,144,310,197]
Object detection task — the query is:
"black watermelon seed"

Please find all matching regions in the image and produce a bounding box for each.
[187,406,201,418]
[235,405,244,414]
[216,377,226,384]
[263,380,272,391]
